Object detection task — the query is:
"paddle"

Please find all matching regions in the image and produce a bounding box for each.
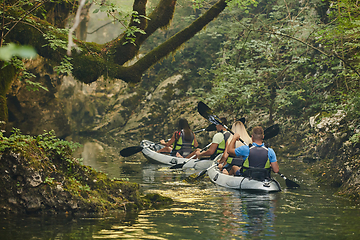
[198,101,248,146]
[195,161,218,180]
[194,123,217,133]
[264,124,279,140]
[195,101,281,180]
[119,124,217,157]
[194,124,280,180]
[119,146,144,157]
[169,142,213,169]
[277,172,300,189]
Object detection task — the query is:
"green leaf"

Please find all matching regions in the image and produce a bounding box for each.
[0,43,37,61]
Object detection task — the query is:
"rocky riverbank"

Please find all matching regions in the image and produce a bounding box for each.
[0,130,173,214]
[271,113,360,201]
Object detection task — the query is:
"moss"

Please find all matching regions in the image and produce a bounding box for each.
[142,193,173,209]
[0,63,19,122]
[0,131,173,214]
[0,96,8,123]
[72,54,106,84]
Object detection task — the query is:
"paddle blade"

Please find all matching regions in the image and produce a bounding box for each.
[277,172,300,189]
[198,101,222,125]
[169,163,184,169]
[237,117,245,124]
[205,123,217,131]
[286,179,300,189]
[119,146,143,157]
[198,101,212,119]
[195,169,207,180]
[264,124,280,140]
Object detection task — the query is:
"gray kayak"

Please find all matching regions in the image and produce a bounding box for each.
[207,155,281,192]
[140,140,212,169]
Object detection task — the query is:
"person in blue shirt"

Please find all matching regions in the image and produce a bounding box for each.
[224,126,279,176]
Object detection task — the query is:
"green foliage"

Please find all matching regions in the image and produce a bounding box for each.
[196,0,359,122]
[25,79,49,91]
[44,177,55,185]
[42,31,69,51]
[53,55,73,75]
[35,129,82,156]
[0,43,37,61]
[227,0,259,12]
[91,0,149,45]
[349,132,360,144]
[7,58,49,92]
[0,128,82,158]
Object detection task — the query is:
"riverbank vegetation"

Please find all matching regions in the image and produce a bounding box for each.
[0,129,172,214]
[132,0,360,200]
[0,0,359,205]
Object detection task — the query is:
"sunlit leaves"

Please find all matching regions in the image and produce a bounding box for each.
[43,31,69,51]
[25,80,49,92]
[0,43,37,61]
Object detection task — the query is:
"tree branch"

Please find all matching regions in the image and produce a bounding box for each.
[112,0,149,64]
[118,0,227,82]
[112,0,177,65]
[263,29,360,78]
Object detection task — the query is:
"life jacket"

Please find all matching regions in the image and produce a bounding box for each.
[226,156,244,166]
[240,144,271,175]
[210,131,231,159]
[171,130,195,156]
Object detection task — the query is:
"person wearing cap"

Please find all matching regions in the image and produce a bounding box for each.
[194,117,231,160]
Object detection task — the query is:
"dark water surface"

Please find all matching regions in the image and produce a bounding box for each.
[1,153,360,239]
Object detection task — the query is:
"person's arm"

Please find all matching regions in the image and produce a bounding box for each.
[160,132,176,147]
[218,149,228,164]
[270,161,279,173]
[193,133,199,148]
[268,148,279,173]
[196,143,218,158]
[227,133,240,157]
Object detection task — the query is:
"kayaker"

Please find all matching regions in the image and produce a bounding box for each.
[217,119,251,172]
[192,117,231,160]
[157,118,199,157]
[224,126,279,176]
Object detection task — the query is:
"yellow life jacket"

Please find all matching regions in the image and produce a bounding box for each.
[210,131,230,159]
[172,130,195,154]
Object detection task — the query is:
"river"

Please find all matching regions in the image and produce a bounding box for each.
[1,145,360,239]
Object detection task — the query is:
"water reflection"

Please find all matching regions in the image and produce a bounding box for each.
[2,154,360,239]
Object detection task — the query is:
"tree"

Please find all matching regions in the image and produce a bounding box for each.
[202,0,360,124]
[1,0,245,123]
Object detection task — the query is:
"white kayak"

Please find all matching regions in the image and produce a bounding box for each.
[207,155,281,192]
[140,140,213,169]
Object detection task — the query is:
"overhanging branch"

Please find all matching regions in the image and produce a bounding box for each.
[122,0,227,81]
[264,29,360,78]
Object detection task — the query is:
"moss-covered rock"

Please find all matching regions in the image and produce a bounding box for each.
[142,193,174,209]
[0,130,173,214]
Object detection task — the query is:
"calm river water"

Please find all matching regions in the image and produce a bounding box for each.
[1,146,360,239]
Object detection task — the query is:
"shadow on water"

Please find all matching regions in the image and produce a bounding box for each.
[1,143,360,239]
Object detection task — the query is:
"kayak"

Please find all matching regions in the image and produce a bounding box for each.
[140,140,213,169]
[207,155,282,192]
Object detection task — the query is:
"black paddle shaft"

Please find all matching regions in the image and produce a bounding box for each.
[120,124,215,157]
[197,101,247,145]
[198,101,280,143]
